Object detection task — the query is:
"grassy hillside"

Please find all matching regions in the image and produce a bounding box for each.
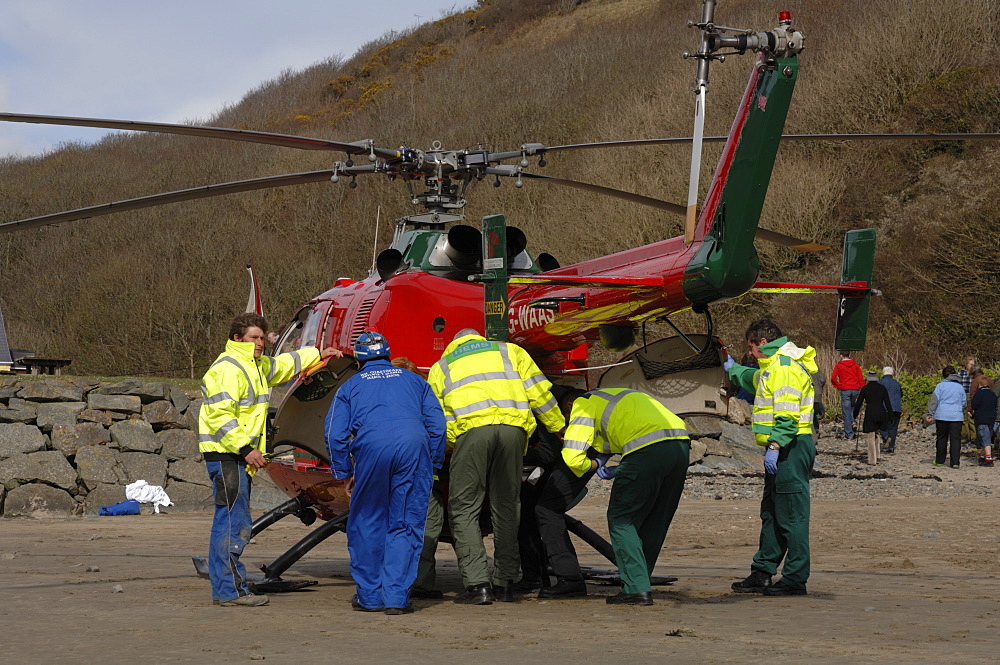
[0,0,997,377]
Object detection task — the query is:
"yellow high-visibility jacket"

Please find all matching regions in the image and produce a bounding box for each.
[562,388,689,477]
[428,334,564,448]
[199,339,321,457]
[728,337,817,447]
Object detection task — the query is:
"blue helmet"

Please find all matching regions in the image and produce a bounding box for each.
[354,331,391,361]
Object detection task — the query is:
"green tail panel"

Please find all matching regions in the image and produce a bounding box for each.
[835,228,877,351]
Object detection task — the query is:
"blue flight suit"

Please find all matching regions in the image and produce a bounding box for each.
[325,358,446,610]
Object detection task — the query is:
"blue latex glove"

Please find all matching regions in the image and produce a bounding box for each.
[723,355,735,372]
[763,447,779,474]
[596,463,617,480]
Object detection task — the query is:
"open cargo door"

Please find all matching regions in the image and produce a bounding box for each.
[598,334,729,418]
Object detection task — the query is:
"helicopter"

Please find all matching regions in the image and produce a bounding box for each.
[1,1,997,590]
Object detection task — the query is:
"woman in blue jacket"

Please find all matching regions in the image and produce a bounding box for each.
[927,366,966,468]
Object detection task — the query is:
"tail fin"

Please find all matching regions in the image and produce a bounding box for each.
[834,229,877,351]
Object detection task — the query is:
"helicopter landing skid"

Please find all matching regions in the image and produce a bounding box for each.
[251,578,318,594]
[191,555,319,593]
[581,567,678,586]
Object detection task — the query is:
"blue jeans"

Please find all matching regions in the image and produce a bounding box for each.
[881,412,901,451]
[206,459,253,603]
[840,390,859,437]
[977,424,994,449]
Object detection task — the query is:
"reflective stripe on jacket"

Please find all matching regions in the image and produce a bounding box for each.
[199,339,321,455]
[748,339,817,446]
[427,334,563,447]
[561,388,689,477]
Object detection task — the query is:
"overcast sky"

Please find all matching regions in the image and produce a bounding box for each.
[0,0,472,157]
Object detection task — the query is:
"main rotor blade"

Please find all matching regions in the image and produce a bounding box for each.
[755,228,828,252]
[487,168,826,252]
[522,132,1000,156]
[0,170,342,233]
[0,113,402,158]
[485,168,685,216]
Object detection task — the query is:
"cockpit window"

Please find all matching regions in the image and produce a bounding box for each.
[275,308,309,355]
[301,307,323,348]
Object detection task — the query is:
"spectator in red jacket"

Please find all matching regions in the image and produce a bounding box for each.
[831,350,865,439]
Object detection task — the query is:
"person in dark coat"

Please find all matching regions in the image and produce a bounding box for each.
[853,371,893,465]
[878,367,903,454]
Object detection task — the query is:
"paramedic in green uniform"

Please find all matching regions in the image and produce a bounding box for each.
[727,319,817,597]
[561,388,690,606]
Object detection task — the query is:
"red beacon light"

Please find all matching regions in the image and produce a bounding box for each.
[778,10,792,24]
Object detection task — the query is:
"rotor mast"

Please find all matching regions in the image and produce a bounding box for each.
[682,1,805,243]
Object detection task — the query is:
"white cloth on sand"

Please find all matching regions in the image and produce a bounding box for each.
[125,480,173,514]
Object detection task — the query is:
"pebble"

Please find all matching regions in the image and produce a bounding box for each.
[111,585,123,593]
[86,566,100,573]
[681,421,997,502]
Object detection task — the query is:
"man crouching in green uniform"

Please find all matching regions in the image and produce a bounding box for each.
[727,319,817,597]
[562,389,690,606]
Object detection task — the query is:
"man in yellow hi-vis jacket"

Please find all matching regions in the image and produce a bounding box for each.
[428,329,563,605]
[199,313,340,607]
[726,318,817,597]
[562,388,690,606]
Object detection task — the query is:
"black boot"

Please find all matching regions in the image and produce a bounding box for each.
[537,579,587,599]
[453,583,494,605]
[510,578,545,594]
[731,570,772,593]
[762,580,807,596]
[493,581,515,603]
[606,591,653,606]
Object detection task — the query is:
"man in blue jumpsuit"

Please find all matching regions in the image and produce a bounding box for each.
[325,332,446,614]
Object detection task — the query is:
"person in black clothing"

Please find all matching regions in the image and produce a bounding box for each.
[516,426,562,592]
[513,388,600,599]
[853,371,893,465]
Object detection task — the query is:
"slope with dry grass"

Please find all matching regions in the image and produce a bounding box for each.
[0,0,997,376]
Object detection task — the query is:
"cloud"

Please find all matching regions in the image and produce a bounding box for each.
[0,0,470,154]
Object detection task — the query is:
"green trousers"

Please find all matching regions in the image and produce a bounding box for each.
[448,424,526,587]
[413,482,444,593]
[751,433,815,589]
[607,439,690,594]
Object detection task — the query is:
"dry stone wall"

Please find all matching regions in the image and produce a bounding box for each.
[0,376,763,519]
[0,377,286,518]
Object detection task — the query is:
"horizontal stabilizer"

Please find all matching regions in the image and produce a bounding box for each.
[750,281,873,295]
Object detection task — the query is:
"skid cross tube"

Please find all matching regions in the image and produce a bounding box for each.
[564,514,616,565]
[250,493,315,538]
[260,510,350,579]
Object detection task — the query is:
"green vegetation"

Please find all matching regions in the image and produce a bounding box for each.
[0,0,997,378]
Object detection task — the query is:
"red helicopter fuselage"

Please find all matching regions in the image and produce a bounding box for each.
[264,51,798,513]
